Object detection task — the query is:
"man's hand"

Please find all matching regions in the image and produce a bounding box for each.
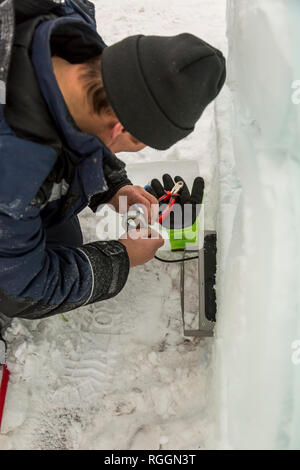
[109,185,159,224]
[119,228,164,267]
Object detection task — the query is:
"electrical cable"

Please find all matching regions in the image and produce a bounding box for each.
[154,254,199,263]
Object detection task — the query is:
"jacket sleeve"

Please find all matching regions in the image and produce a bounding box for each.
[88,153,132,212]
[0,117,129,320]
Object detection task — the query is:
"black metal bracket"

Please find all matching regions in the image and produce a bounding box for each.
[180,231,217,337]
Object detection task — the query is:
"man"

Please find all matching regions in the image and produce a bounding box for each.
[0,0,226,321]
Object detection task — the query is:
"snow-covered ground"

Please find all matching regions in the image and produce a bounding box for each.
[0,0,227,450]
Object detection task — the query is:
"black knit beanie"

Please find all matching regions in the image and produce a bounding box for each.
[101,33,226,151]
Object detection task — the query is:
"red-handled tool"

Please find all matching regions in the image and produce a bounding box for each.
[0,338,9,432]
[158,181,184,224]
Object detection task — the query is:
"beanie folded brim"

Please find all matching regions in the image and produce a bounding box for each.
[101,36,195,151]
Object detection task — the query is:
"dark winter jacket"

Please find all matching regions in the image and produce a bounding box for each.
[0,0,131,320]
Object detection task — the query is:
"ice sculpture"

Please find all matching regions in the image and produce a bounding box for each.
[215,0,300,449]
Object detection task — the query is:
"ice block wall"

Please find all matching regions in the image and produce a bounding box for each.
[215,0,300,449]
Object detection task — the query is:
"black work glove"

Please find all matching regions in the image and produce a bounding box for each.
[146,174,204,230]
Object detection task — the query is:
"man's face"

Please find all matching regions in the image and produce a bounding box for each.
[85,110,146,154]
[109,130,147,154]
[52,56,146,154]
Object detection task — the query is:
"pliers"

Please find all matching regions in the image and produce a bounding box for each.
[126,180,184,229]
[0,336,9,432]
[157,181,184,224]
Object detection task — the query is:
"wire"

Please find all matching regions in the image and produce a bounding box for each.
[154,254,199,263]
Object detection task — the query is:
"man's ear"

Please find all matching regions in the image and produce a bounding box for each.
[111,122,126,141]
